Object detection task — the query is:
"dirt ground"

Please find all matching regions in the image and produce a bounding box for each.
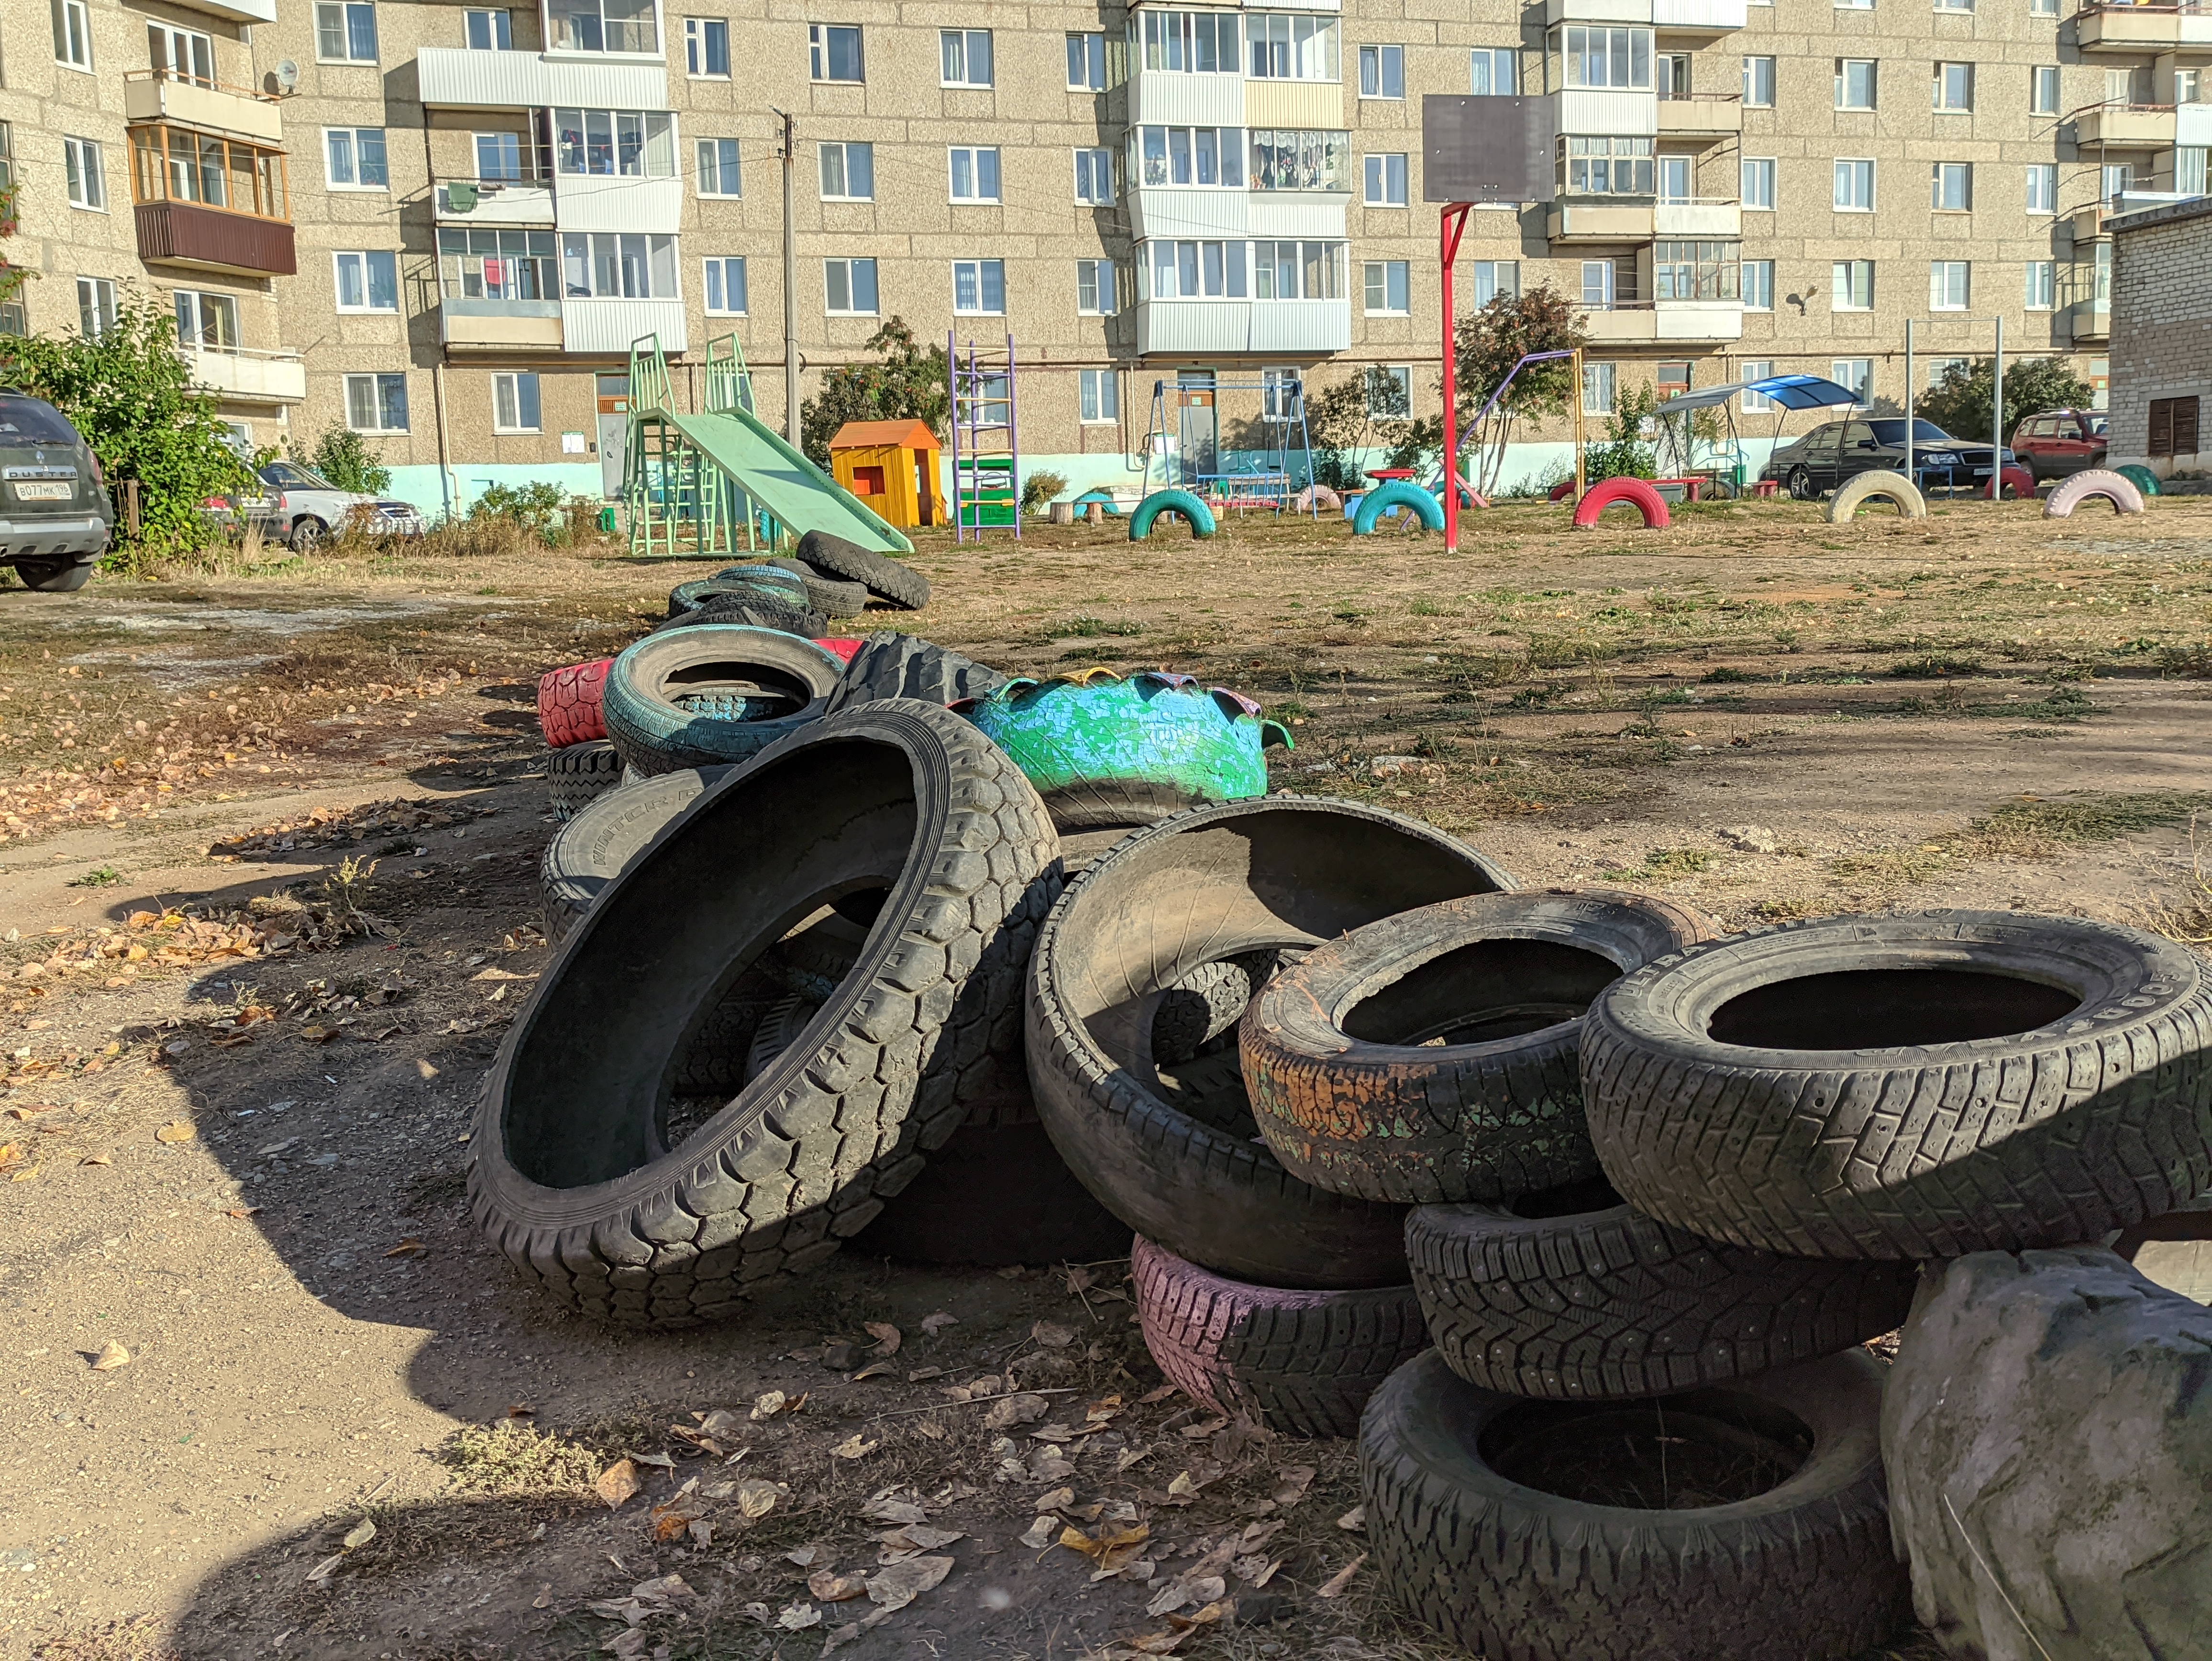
[6,492,2211,1661]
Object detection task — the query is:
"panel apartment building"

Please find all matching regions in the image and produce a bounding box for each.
[0,0,2187,509]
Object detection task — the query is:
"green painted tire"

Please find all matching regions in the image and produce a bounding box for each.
[2116,463,2162,497]
[1128,489,1217,539]
[1352,481,1445,534]
[602,624,844,776]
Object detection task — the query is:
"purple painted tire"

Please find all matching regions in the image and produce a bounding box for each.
[1132,1233,1428,1437]
[2044,467,2146,518]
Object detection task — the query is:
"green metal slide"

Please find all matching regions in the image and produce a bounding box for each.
[625,333,914,560]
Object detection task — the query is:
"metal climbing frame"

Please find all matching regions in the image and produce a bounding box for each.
[1139,377,1320,519]
[624,332,763,560]
[948,333,1019,542]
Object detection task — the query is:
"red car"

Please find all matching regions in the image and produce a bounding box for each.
[2011,410,2108,481]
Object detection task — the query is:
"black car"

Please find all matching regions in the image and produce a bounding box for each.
[1760,418,2014,499]
[0,391,112,591]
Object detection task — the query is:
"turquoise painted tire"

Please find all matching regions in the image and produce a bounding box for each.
[1128,489,1217,539]
[2116,463,2162,497]
[603,623,845,775]
[1353,480,1446,534]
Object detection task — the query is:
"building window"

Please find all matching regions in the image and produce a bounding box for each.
[685,17,728,77]
[1359,44,1404,99]
[465,9,511,49]
[1654,240,1740,300]
[1833,359,1872,407]
[696,137,741,197]
[819,141,873,200]
[1149,239,1243,298]
[0,122,13,196]
[1471,47,1516,94]
[1558,26,1652,90]
[1582,362,1616,414]
[75,276,117,337]
[131,126,289,216]
[316,1,379,62]
[53,0,92,67]
[1832,258,1874,310]
[1365,365,1412,417]
[562,231,678,297]
[174,289,239,348]
[824,256,878,314]
[809,23,862,81]
[1248,130,1349,191]
[1930,162,1972,211]
[940,28,992,87]
[1742,55,1774,107]
[1471,260,1517,304]
[2030,65,2059,115]
[1926,356,1967,390]
[1079,368,1118,423]
[1935,0,1973,11]
[439,228,557,299]
[553,113,677,166]
[2102,163,2135,205]
[62,135,104,210]
[550,0,658,53]
[1929,259,1970,310]
[1139,126,1246,188]
[1561,135,1654,196]
[325,128,389,189]
[952,259,1005,313]
[1582,258,1618,308]
[148,22,215,85]
[1363,153,1408,207]
[345,373,409,433]
[1074,147,1114,204]
[2024,259,2055,310]
[1741,362,1776,412]
[476,132,525,180]
[2150,395,2201,457]
[1261,367,1303,419]
[334,251,400,312]
[1659,154,1691,202]
[1076,258,1115,314]
[1835,59,1876,110]
[2179,146,2208,195]
[949,147,1001,202]
[1742,157,1776,209]
[2031,0,2057,12]
[1253,239,1345,299]
[1067,32,1105,89]
[1834,158,1875,211]
[1245,13,1336,79]
[703,255,746,314]
[2182,69,2204,103]
[2025,164,2056,215]
[493,371,542,433]
[1143,10,1240,73]
[1363,259,1410,313]
[1934,62,1973,111]
[1742,259,1775,310]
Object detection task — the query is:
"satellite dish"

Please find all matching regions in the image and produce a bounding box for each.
[274,59,299,93]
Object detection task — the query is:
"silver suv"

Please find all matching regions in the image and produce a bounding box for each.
[0,392,112,593]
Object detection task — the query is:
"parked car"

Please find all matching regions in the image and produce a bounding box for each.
[2010,409,2108,481]
[0,390,112,593]
[207,460,427,550]
[1760,418,2014,499]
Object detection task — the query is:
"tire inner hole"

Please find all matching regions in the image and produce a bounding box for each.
[1706,967,2082,1050]
[1150,952,1294,1136]
[1507,1174,1625,1219]
[1342,939,1621,1047]
[664,662,812,722]
[1479,1391,1814,1510]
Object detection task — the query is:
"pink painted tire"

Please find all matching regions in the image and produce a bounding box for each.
[1984,465,2037,500]
[1132,1233,1428,1437]
[1572,476,1670,530]
[1293,485,1342,513]
[1548,480,1575,503]
[812,637,865,664]
[538,657,611,747]
[2044,467,2146,519]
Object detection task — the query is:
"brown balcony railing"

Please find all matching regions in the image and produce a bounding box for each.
[134,200,295,275]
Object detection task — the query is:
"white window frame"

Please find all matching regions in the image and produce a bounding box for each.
[53,0,92,70]
[1935,0,1973,11]
[1835,59,1876,111]
[1076,257,1116,315]
[1359,43,1404,99]
[684,16,729,78]
[1066,32,1105,90]
[809,22,863,82]
[1582,361,1616,415]
[174,288,240,349]
[1934,62,1974,112]
[465,8,512,49]
[333,249,401,313]
[560,231,680,299]
[1834,158,1875,211]
[1471,47,1516,95]
[1245,13,1338,81]
[1742,55,1774,107]
[148,22,216,85]
[2031,65,2060,115]
[476,131,526,181]
[1074,147,1114,204]
[1742,259,1775,310]
[1582,258,1618,309]
[76,276,117,337]
[62,135,105,210]
[818,141,873,201]
[1363,258,1410,314]
[1931,161,1972,212]
[703,255,747,314]
[696,137,741,197]
[2025,163,2056,215]
[1362,153,1409,207]
[1366,365,1413,418]
[2024,259,2055,311]
[951,258,1006,315]
[1929,259,1970,310]
[1832,259,1874,311]
[1833,359,1873,408]
[1741,361,1777,411]
[1078,367,1118,424]
[2031,0,2058,14]
[324,126,389,190]
[1470,260,1517,305]
[492,370,542,433]
[948,146,1001,203]
[315,1,380,64]
[823,256,878,315]
[344,372,409,433]
[1741,156,1776,209]
[940,28,992,87]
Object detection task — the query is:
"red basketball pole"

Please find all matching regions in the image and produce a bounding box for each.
[1440,202,1472,554]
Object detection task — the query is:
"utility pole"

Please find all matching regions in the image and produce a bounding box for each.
[774,107,800,443]
[1992,314,2005,485]
[1903,319,1914,486]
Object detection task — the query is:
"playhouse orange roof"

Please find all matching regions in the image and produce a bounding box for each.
[828,419,941,452]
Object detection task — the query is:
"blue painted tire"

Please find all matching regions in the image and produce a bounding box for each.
[603,623,845,776]
[1352,480,1445,534]
[1128,489,1218,540]
[2116,463,2162,497]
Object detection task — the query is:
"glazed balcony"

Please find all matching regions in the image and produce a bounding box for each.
[130,125,292,276]
[442,298,564,348]
[1547,200,1655,241]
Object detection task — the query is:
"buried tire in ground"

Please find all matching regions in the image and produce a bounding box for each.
[1405,1174,1919,1401]
[602,624,844,776]
[1241,888,1715,1204]
[1132,1234,1427,1437]
[1581,910,2212,1258]
[1360,1348,1903,1661]
[1025,796,1515,1289]
[473,699,1060,1325]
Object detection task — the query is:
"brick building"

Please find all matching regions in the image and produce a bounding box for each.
[2109,190,2212,476]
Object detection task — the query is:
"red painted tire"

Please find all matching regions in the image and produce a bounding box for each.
[1132,1233,1428,1437]
[1548,480,1575,503]
[813,637,865,664]
[2044,467,2147,519]
[1984,465,2036,500]
[1572,477,1670,530]
[538,658,611,748]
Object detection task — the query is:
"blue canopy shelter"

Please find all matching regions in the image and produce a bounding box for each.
[1652,375,1862,488]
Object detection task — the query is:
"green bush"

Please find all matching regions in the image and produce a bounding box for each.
[467,480,576,544]
[1020,469,1069,512]
[1583,384,1659,485]
[290,424,391,494]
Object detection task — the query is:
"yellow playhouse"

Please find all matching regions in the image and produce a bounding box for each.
[827,419,947,530]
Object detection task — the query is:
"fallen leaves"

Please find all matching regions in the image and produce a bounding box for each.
[1336,1505,1366,1533]
[981,1392,1050,1431]
[863,1320,901,1355]
[732,1478,781,1519]
[750,1390,800,1421]
[864,1554,954,1613]
[90,1340,130,1372]
[382,1238,427,1258]
[593,1459,641,1510]
[808,1569,867,1602]
[153,1120,195,1144]
[1316,1552,1366,1598]
[831,1433,880,1461]
[919,1311,958,1336]
[1060,1519,1150,1576]
[1031,1319,1075,1348]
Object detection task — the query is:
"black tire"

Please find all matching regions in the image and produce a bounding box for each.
[650,596,829,640]
[1360,1349,1903,1661]
[796,529,931,610]
[473,700,1060,1325]
[850,1120,1131,1267]
[821,631,1003,714]
[761,907,869,1001]
[289,516,327,552]
[1242,889,1716,1204]
[1582,910,2212,1258]
[546,740,625,822]
[1786,467,1814,501]
[539,766,728,941]
[602,624,843,777]
[1059,824,1143,875]
[1133,1234,1427,1438]
[1025,796,1516,1290]
[744,993,819,1083]
[669,571,809,618]
[750,558,871,619]
[1406,1174,1919,1401]
[14,557,93,592]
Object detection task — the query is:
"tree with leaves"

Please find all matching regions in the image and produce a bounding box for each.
[1450,285,1591,497]
[1306,367,1416,491]
[799,318,951,466]
[1583,383,1659,484]
[1916,357,2095,446]
[289,424,391,494]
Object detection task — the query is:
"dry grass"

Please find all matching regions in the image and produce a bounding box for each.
[438,1419,611,1497]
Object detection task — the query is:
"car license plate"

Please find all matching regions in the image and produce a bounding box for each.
[13,481,71,500]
